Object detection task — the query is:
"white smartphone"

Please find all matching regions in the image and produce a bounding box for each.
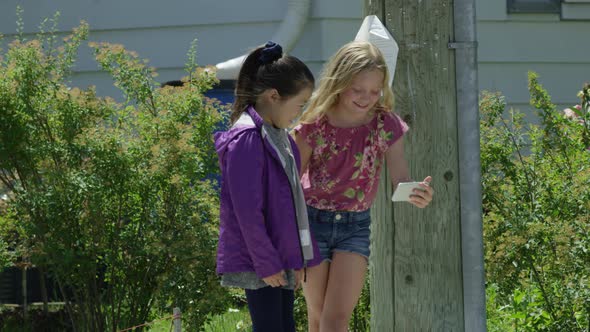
[391,181,425,202]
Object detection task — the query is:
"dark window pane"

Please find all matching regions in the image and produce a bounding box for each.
[507,0,560,13]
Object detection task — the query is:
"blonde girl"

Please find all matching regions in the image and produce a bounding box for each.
[293,41,433,331]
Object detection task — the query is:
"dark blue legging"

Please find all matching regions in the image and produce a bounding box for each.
[244,286,295,332]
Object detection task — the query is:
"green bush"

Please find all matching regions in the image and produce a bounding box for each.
[0,13,231,331]
[481,73,590,331]
[0,304,70,332]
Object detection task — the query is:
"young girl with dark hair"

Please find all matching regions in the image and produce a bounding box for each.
[214,41,321,332]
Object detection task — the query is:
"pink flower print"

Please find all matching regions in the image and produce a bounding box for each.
[377,129,393,151]
[314,135,328,155]
[360,145,378,177]
[360,149,371,173]
[313,171,330,191]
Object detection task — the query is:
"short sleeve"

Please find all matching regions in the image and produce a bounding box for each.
[381,110,409,148]
[292,122,319,149]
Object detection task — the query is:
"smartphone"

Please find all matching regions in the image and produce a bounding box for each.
[391,181,425,202]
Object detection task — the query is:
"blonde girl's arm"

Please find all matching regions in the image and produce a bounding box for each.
[385,136,434,208]
[292,130,313,176]
[385,136,411,188]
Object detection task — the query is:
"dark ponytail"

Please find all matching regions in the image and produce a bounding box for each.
[231,41,314,124]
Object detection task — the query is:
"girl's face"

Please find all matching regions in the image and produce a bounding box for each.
[271,86,312,129]
[337,69,384,115]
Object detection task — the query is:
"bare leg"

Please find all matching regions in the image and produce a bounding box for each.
[319,252,368,332]
[302,261,330,332]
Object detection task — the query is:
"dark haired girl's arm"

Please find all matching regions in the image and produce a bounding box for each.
[225,132,284,278]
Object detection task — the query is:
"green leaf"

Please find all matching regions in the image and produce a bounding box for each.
[354,153,363,167]
[357,191,365,201]
[343,188,356,199]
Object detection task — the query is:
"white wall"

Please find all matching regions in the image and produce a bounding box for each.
[476,0,590,113]
[0,0,363,98]
[5,0,584,113]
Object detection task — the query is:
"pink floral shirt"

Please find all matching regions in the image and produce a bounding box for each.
[294,109,409,212]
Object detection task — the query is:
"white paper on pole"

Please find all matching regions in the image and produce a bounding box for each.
[354,15,399,87]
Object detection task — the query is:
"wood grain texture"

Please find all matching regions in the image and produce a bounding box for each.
[367,0,464,330]
[369,167,394,331]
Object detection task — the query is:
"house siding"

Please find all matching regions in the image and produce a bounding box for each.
[0,0,362,98]
[1,0,587,113]
[476,0,590,112]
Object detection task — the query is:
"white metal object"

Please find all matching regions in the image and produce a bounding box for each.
[354,15,399,87]
[214,0,311,80]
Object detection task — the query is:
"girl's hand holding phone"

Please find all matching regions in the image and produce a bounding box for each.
[408,176,433,208]
[393,176,433,208]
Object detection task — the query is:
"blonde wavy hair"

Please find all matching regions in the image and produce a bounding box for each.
[296,41,394,125]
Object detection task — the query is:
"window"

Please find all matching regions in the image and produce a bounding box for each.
[205,80,235,105]
[507,0,561,13]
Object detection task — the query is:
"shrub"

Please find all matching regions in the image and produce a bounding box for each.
[481,73,590,331]
[0,13,231,331]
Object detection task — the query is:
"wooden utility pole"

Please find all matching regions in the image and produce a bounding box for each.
[366,0,485,331]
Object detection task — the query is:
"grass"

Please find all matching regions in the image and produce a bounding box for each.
[147,307,252,332]
[201,307,252,332]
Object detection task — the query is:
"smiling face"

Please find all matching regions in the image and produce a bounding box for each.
[337,69,384,116]
[270,86,313,129]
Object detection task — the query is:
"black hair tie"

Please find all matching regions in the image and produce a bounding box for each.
[259,41,283,64]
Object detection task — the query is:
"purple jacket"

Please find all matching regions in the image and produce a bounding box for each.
[214,107,322,279]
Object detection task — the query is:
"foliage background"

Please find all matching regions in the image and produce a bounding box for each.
[0,13,232,331]
[481,74,590,331]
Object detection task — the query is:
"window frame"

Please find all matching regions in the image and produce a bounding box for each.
[507,0,561,13]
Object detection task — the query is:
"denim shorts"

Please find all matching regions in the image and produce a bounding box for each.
[307,205,371,262]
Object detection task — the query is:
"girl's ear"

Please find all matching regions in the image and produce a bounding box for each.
[260,88,281,103]
[268,88,281,102]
